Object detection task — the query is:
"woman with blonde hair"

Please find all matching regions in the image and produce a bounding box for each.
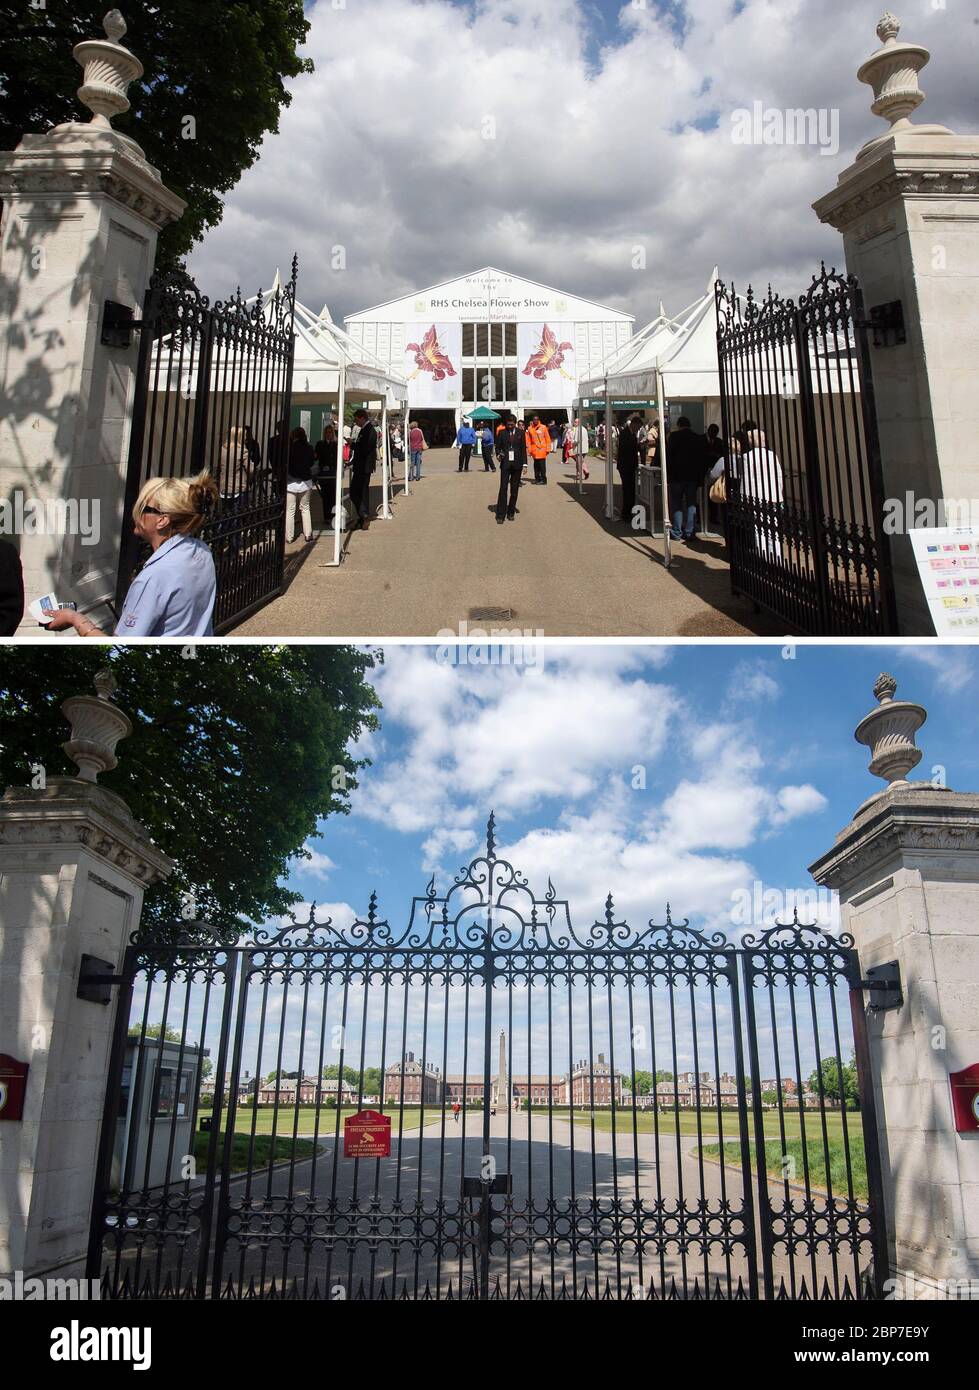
[45,472,219,637]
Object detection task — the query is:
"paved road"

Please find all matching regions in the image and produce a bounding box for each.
[235,449,783,638]
[108,1110,868,1300]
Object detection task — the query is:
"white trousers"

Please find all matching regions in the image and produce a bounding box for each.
[286,489,313,542]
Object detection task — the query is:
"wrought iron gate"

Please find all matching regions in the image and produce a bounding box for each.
[715,266,896,636]
[89,819,888,1300]
[115,259,297,634]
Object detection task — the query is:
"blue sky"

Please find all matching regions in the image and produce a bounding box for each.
[281,641,978,941]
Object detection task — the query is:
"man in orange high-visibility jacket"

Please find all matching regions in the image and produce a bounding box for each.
[525,416,551,485]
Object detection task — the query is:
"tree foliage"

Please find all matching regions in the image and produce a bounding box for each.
[808,1055,861,1111]
[0,1,312,271]
[0,645,380,940]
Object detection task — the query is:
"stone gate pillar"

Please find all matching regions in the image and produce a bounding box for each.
[0,671,171,1278]
[809,674,979,1296]
[812,14,979,635]
[0,11,185,631]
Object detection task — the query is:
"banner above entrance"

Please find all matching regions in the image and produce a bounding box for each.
[517,322,575,407]
[404,322,462,406]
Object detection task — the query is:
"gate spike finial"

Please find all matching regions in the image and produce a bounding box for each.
[605,891,615,925]
[486,810,496,860]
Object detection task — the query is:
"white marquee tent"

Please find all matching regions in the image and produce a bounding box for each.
[259,275,410,566]
[578,269,722,532]
[149,273,410,567]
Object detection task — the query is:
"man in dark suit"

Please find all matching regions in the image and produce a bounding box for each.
[667,416,710,541]
[349,408,377,530]
[617,416,641,526]
[494,417,525,524]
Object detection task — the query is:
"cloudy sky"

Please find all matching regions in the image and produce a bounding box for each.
[282,640,978,939]
[136,642,977,1082]
[187,0,974,325]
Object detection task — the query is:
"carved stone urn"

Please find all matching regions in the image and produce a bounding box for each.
[39,8,152,166]
[854,672,927,794]
[856,12,952,157]
[61,669,133,784]
[73,10,144,130]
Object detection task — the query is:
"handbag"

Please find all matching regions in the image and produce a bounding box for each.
[709,473,727,504]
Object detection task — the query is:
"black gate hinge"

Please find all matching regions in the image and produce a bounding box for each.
[77,954,126,1005]
[102,301,147,348]
[857,960,902,1011]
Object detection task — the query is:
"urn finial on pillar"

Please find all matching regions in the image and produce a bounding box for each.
[854,672,927,794]
[856,12,952,156]
[61,669,133,783]
[73,10,144,131]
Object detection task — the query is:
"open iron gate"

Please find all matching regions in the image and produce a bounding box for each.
[115,259,297,635]
[715,266,896,636]
[89,819,889,1301]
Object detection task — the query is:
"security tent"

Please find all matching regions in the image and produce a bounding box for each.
[257,276,410,566]
[578,270,721,534]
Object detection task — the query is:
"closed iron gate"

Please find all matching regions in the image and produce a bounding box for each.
[89,819,888,1300]
[115,259,297,634]
[715,266,896,635]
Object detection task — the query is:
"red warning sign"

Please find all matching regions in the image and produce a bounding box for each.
[344,1109,392,1158]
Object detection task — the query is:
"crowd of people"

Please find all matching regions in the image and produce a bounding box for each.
[7,401,785,640]
[485,415,585,522]
[602,413,782,545]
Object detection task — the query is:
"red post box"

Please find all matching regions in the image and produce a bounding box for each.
[949,1063,979,1133]
[0,1055,29,1122]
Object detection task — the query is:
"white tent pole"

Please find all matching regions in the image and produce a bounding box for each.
[329,364,346,566]
[403,399,410,496]
[380,395,391,519]
[604,378,613,520]
[657,365,672,569]
[575,399,583,497]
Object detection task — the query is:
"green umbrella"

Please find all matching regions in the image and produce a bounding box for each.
[468,405,501,421]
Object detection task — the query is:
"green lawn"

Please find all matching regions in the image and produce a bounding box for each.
[701,1137,868,1201]
[216,1106,446,1140]
[568,1108,856,1145]
[193,1131,318,1174]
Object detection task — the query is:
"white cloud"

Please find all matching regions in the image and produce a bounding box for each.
[898,646,976,695]
[186,0,974,326]
[728,659,781,704]
[290,845,336,881]
[352,646,677,841]
[769,783,829,827]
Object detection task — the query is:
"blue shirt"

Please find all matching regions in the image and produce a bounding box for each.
[116,534,217,637]
[457,426,477,446]
[481,427,493,448]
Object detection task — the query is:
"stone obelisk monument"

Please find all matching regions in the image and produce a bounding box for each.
[498,1030,507,1109]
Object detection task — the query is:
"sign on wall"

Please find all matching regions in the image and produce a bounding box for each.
[908,527,979,635]
[0,1055,29,1122]
[517,323,575,406]
[344,1109,392,1158]
[950,1064,979,1133]
[404,322,461,406]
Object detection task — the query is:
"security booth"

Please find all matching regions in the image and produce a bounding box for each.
[112,1037,206,1191]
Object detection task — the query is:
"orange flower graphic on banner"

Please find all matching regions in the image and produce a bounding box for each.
[522,324,574,380]
[406,324,457,381]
